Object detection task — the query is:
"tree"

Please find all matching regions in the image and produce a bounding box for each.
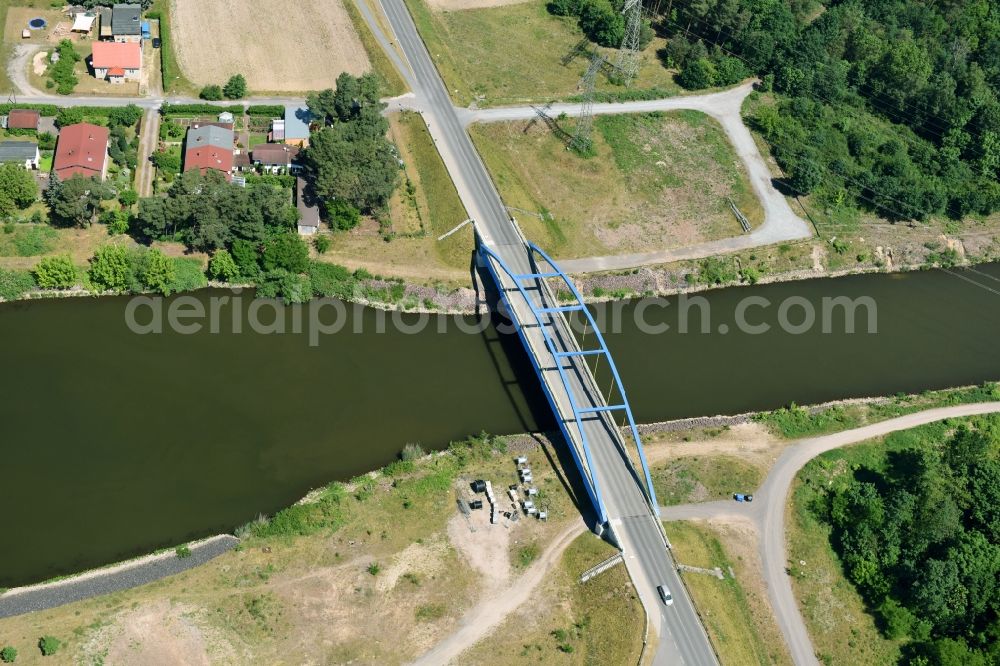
[54,107,83,129]
[100,209,130,235]
[326,198,360,231]
[199,84,223,101]
[44,176,108,227]
[313,234,331,254]
[135,248,176,295]
[304,119,399,213]
[34,255,78,289]
[223,74,247,100]
[0,163,39,215]
[676,57,716,89]
[88,245,134,293]
[107,103,142,127]
[150,149,181,174]
[118,189,138,207]
[209,249,240,282]
[262,233,309,273]
[231,238,261,279]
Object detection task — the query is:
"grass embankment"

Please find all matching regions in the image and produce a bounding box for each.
[0,434,580,662]
[401,0,679,107]
[147,0,198,95]
[667,521,792,665]
[343,0,407,97]
[318,110,471,284]
[460,532,643,664]
[653,455,763,506]
[469,110,760,260]
[756,382,1000,439]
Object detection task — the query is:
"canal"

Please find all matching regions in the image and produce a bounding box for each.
[1,263,999,586]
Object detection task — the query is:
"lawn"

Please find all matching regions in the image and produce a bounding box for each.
[0,0,61,93]
[402,0,680,107]
[652,455,763,506]
[317,111,471,285]
[667,521,792,665]
[460,531,644,664]
[469,110,762,260]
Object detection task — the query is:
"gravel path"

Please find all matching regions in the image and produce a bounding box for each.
[0,535,238,619]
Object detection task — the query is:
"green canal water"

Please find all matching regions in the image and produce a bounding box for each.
[2,263,999,586]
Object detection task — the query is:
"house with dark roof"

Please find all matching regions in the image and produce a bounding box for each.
[183,124,234,180]
[252,143,300,174]
[111,3,141,42]
[0,141,40,169]
[284,106,311,147]
[4,109,40,131]
[97,7,112,39]
[91,41,141,82]
[53,123,109,181]
[296,177,321,236]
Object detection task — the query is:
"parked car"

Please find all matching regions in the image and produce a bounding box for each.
[733,493,754,502]
[657,584,674,606]
[152,37,161,49]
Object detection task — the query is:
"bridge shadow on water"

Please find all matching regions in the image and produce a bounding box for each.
[469,252,601,533]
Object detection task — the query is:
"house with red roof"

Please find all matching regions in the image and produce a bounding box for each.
[4,109,40,131]
[53,123,109,181]
[90,41,141,83]
[183,124,234,181]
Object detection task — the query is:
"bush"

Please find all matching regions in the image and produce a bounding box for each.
[308,261,356,299]
[677,57,717,89]
[0,646,16,663]
[37,131,56,151]
[246,105,284,117]
[175,545,192,558]
[223,74,247,100]
[88,245,135,293]
[313,234,331,254]
[99,209,130,236]
[48,40,79,95]
[169,257,208,293]
[209,249,240,282]
[400,443,425,461]
[262,233,309,273]
[0,268,36,300]
[118,189,138,207]
[37,636,60,657]
[326,198,360,231]
[34,255,78,289]
[367,562,381,576]
[199,84,223,101]
[135,248,177,295]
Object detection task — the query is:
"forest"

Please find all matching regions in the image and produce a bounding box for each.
[657,0,1000,221]
[810,416,1000,664]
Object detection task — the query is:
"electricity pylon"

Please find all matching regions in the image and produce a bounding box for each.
[571,54,605,153]
[614,0,643,86]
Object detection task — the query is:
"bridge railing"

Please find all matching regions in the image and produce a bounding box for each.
[522,242,660,516]
[478,242,610,525]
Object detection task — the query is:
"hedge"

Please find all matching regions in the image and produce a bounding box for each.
[160,103,245,117]
[246,105,284,117]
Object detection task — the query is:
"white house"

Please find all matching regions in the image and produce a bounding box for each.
[90,41,141,83]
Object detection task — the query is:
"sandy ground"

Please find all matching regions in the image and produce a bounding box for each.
[170,0,370,92]
[81,599,235,665]
[646,422,786,469]
[426,0,534,11]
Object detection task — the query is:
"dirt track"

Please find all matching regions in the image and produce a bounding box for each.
[170,0,370,92]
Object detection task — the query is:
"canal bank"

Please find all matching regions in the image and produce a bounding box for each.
[1,262,999,587]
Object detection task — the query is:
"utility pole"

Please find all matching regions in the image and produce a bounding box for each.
[571,54,604,153]
[614,0,643,86]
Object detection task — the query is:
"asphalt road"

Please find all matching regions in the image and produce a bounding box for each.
[661,402,1000,666]
[370,0,717,662]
